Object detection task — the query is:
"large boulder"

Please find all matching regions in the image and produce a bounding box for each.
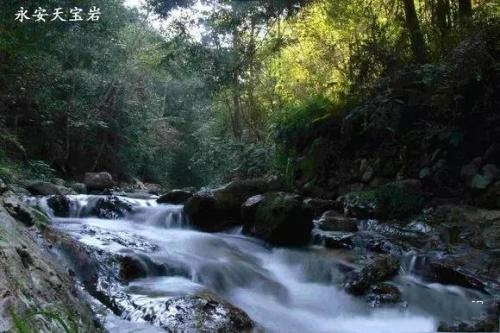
[84,172,114,192]
[185,177,282,231]
[242,192,314,246]
[184,191,225,231]
[26,181,61,195]
[241,194,266,225]
[158,190,193,204]
[213,176,282,218]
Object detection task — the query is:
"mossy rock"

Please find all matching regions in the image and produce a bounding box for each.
[338,180,425,219]
[243,192,314,246]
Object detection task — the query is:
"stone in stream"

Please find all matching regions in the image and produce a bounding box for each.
[366,283,402,306]
[317,210,358,232]
[303,198,338,217]
[437,313,499,332]
[242,192,314,246]
[344,255,400,295]
[89,196,132,219]
[127,294,254,332]
[47,195,71,217]
[84,172,114,192]
[185,176,282,231]
[157,189,193,204]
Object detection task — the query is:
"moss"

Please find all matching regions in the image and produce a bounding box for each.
[29,208,51,227]
[10,307,97,333]
[375,185,425,219]
[343,184,425,219]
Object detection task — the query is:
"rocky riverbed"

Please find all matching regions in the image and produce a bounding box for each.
[0,175,498,332]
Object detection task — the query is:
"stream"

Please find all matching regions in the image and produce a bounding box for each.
[26,195,489,332]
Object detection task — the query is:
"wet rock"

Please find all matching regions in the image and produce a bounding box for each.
[344,255,400,295]
[47,195,70,217]
[84,172,114,192]
[336,191,376,219]
[3,195,50,227]
[365,237,401,254]
[425,259,486,291]
[26,181,62,195]
[0,207,99,332]
[243,192,314,246]
[118,254,167,282]
[128,294,254,332]
[119,256,148,281]
[186,177,282,232]
[303,198,337,217]
[317,211,357,232]
[157,190,193,204]
[184,191,226,231]
[90,196,132,219]
[241,194,265,225]
[143,183,163,195]
[366,283,401,306]
[313,230,354,249]
[213,176,282,218]
[437,314,499,332]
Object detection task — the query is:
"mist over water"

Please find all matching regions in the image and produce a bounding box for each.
[28,195,489,332]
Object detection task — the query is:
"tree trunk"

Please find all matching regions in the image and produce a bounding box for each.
[402,0,428,63]
[458,0,472,24]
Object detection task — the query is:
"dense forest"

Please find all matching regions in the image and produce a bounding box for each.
[1,0,497,189]
[0,0,499,332]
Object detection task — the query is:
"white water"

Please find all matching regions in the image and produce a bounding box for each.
[28,195,488,332]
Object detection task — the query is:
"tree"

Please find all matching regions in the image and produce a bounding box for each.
[402,0,428,63]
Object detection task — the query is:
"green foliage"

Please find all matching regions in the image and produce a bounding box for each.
[272,96,333,133]
[0,0,497,189]
[190,135,275,186]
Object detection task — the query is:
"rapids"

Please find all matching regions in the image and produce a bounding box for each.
[26,195,489,332]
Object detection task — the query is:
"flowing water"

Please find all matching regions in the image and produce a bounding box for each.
[27,195,489,333]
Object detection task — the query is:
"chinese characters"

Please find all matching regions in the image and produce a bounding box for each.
[15,6,101,23]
